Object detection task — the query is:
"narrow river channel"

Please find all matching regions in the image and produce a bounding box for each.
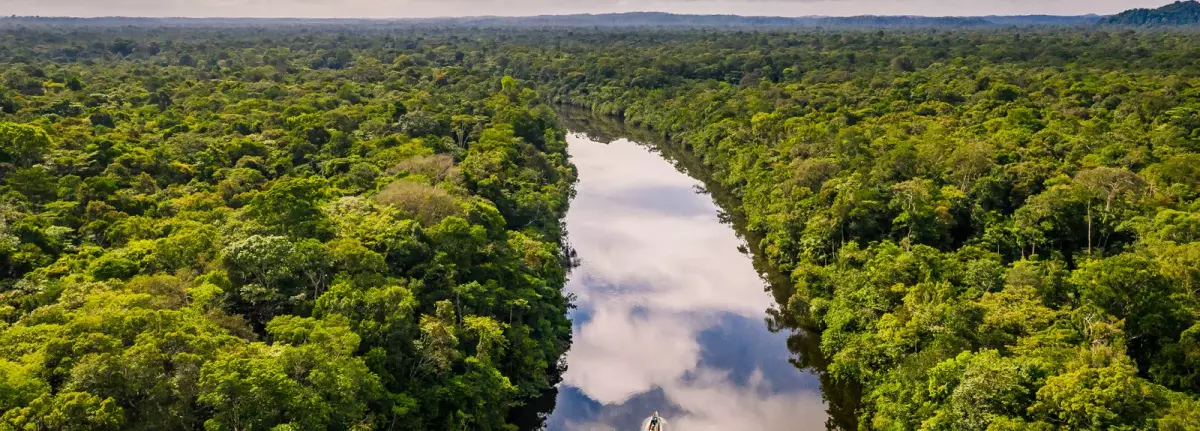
[545,115,831,430]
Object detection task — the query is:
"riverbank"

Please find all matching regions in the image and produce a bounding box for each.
[554,108,860,430]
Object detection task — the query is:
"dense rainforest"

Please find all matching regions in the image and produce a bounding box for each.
[5,12,1200,431]
[1102,1,1200,26]
[0,26,575,430]
[502,28,1200,429]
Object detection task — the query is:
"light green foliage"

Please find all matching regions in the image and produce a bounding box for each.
[0,28,572,430]
[1032,359,1166,429]
[1156,396,1200,430]
[197,316,383,431]
[463,316,507,364]
[223,235,299,306]
[418,300,461,376]
[4,18,1200,430]
[0,123,52,167]
[88,253,139,281]
[3,391,125,430]
[512,25,1200,428]
[0,361,48,412]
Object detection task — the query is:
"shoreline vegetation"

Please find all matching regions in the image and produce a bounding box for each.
[527,27,1200,429]
[556,107,863,430]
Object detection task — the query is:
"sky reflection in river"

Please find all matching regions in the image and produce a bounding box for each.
[547,133,827,430]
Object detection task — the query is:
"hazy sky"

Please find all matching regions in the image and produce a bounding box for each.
[1,0,1170,18]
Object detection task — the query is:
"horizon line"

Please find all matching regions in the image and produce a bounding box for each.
[2,11,1110,21]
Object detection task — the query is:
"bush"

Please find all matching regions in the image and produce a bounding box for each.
[89,254,139,281]
[388,154,460,184]
[375,179,463,225]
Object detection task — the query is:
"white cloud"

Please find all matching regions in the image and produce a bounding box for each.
[561,306,706,403]
[558,134,826,429]
[564,134,770,318]
[562,134,772,403]
[661,368,827,431]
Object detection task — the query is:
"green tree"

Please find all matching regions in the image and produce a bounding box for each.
[247,177,330,238]
[0,123,52,167]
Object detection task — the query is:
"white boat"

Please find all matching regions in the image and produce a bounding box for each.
[641,415,669,431]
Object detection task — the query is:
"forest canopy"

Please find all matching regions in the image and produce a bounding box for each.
[4,12,1200,431]
[504,25,1200,430]
[1102,1,1200,26]
[0,26,575,430]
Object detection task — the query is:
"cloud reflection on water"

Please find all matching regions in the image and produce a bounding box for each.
[549,133,826,430]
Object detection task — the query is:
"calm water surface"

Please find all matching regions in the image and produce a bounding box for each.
[545,130,828,430]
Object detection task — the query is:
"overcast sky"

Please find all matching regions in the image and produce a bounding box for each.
[2,0,1170,18]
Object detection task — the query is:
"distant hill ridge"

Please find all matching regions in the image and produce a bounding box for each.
[3,2,1200,28]
[1101,1,1200,26]
[0,13,1102,28]
[443,13,1001,28]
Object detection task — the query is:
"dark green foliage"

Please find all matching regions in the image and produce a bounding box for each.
[1103,1,1200,26]
[507,25,1200,429]
[0,27,574,431]
[4,15,1200,430]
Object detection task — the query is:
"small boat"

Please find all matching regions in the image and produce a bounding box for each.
[641,412,668,431]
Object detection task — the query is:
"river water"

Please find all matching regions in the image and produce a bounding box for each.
[544,116,832,430]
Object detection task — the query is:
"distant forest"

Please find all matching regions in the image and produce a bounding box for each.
[1103,1,1200,26]
[0,13,1104,29]
[8,2,1200,29]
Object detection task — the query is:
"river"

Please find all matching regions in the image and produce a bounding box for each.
[543,112,840,430]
